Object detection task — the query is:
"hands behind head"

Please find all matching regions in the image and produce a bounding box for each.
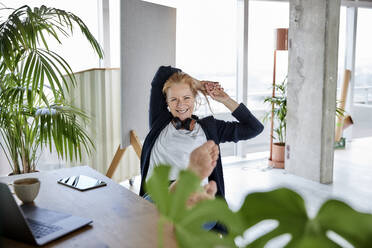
[200,81,230,103]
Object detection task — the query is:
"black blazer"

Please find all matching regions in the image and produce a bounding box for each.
[139,66,264,198]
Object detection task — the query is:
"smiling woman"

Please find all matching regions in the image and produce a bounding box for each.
[140,66,264,225]
[163,72,199,121]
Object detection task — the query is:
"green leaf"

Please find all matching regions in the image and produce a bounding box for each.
[146,166,238,248]
[146,165,172,215]
[168,169,201,221]
[316,200,372,247]
[236,188,309,247]
[146,166,372,248]
[177,198,240,248]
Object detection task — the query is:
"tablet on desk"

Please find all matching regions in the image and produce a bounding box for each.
[58,175,107,191]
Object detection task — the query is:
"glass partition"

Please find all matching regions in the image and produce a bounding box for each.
[354,8,372,105]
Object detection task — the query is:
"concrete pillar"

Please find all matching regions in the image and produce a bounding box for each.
[286,0,341,183]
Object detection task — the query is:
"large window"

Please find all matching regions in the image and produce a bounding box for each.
[354,8,372,105]
[1,0,101,72]
[173,0,239,156]
[175,0,238,115]
[337,7,347,95]
[141,0,238,115]
[109,0,120,68]
[247,1,289,111]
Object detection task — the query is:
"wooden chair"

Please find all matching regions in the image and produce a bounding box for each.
[106,131,142,183]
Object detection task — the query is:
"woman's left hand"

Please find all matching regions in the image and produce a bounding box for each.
[203,81,230,104]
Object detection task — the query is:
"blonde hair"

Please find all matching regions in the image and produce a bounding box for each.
[162,71,212,112]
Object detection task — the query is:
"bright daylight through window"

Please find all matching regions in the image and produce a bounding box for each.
[354,8,372,105]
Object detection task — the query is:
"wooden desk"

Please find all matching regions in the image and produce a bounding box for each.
[0,166,177,248]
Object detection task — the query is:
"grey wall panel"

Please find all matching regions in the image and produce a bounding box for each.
[120,0,176,147]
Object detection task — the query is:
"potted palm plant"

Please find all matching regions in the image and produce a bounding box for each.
[0,5,103,174]
[263,77,346,168]
[264,77,287,168]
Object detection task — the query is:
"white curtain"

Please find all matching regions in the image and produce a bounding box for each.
[66,68,140,182]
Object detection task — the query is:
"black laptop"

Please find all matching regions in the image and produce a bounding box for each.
[0,182,92,246]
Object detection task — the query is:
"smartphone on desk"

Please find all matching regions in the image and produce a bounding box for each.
[58,175,107,191]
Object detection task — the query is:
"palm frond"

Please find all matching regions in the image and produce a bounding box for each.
[0,4,100,174]
[0,5,103,103]
[263,77,287,143]
[36,104,94,161]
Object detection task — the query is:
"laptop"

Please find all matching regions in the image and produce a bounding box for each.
[0,182,92,246]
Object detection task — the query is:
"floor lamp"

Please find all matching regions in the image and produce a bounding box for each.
[268,28,288,167]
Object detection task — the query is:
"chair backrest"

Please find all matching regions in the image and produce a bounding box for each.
[106,130,142,179]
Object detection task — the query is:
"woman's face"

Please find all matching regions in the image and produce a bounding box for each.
[166,82,195,121]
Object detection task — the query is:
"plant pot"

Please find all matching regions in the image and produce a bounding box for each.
[268,143,285,169]
[342,115,353,130]
[8,170,39,176]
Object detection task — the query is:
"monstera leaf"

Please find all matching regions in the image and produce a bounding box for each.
[315,200,372,247]
[146,165,372,248]
[146,165,240,248]
[235,189,372,247]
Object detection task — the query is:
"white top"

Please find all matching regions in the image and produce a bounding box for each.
[147,122,208,185]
